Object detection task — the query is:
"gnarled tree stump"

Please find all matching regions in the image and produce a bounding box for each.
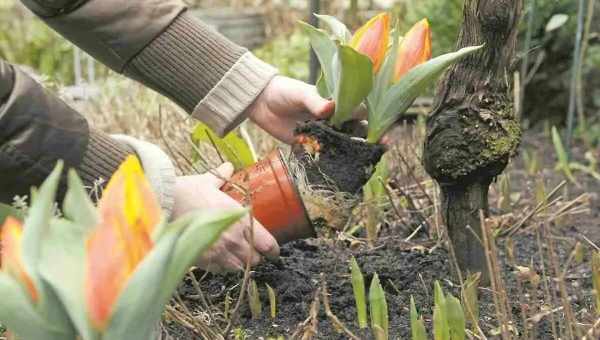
[423,0,523,284]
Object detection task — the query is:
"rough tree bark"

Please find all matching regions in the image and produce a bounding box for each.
[423,0,523,283]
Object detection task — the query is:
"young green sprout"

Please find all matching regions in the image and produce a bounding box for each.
[369,273,389,340]
[248,279,262,320]
[266,283,277,319]
[410,296,427,340]
[433,281,466,340]
[363,156,390,245]
[593,252,600,315]
[350,257,368,328]
[461,273,481,333]
[551,126,577,184]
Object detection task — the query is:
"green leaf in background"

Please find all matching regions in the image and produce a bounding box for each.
[369,273,389,340]
[314,14,353,42]
[368,45,484,143]
[364,156,390,205]
[350,257,367,328]
[192,122,256,171]
[410,296,427,340]
[551,126,577,184]
[298,21,338,95]
[331,44,373,128]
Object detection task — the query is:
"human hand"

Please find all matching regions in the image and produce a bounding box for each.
[246,76,335,144]
[172,163,280,273]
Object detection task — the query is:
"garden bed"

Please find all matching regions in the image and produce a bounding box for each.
[166,131,600,339]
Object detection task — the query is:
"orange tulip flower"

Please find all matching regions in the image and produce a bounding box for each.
[0,217,38,302]
[85,156,160,329]
[350,13,391,73]
[394,19,432,82]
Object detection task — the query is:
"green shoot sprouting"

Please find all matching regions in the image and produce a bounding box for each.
[461,273,481,333]
[369,273,389,340]
[410,296,427,340]
[593,252,600,315]
[433,281,466,340]
[248,279,262,320]
[266,284,277,319]
[350,257,368,328]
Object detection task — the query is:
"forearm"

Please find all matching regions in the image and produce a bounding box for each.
[21,0,278,135]
[0,60,133,203]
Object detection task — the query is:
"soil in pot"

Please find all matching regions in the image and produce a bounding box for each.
[292,120,386,195]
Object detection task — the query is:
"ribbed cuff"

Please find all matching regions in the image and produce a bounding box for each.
[192,52,278,136]
[78,131,135,193]
[125,11,247,114]
[112,135,176,219]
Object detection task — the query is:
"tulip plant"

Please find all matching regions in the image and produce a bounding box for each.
[0,156,244,340]
[300,13,483,143]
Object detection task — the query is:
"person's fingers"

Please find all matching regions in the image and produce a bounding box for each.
[250,221,280,259]
[204,162,235,188]
[303,91,335,119]
[295,80,335,119]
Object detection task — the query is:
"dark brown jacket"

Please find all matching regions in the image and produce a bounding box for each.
[0,0,277,204]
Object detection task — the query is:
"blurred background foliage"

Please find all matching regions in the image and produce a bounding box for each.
[0,0,598,133]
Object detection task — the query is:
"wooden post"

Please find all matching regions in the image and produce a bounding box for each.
[423,0,523,284]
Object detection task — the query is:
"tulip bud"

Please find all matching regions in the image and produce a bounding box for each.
[85,156,160,329]
[394,19,432,82]
[1,217,38,302]
[350,13,391,73]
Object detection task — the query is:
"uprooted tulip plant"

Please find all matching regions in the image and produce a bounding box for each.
[0,157,244,340]
[293,13,483,227]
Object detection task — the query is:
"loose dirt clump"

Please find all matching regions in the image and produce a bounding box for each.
[293,120,386,195]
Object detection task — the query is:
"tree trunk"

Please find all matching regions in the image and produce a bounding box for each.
[423,0,523,284]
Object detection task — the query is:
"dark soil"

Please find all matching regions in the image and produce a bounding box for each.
[167,132,600,339]
[292,120,386,195]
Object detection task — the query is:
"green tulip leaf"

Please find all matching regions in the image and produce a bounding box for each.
[410,296,428,340]
[368,45,484,143]
[331,44,373,128]
[369,273,389,340]
[316,71,331,98]
[298,21,337,95]
[0,273,74,340]
[192,122,256,171]
[39,218,98,340]
[446,295,466,340]
[314,14,352,42]
[63,169,98,228]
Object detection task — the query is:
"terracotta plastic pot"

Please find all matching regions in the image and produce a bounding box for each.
[221,149,314,244]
